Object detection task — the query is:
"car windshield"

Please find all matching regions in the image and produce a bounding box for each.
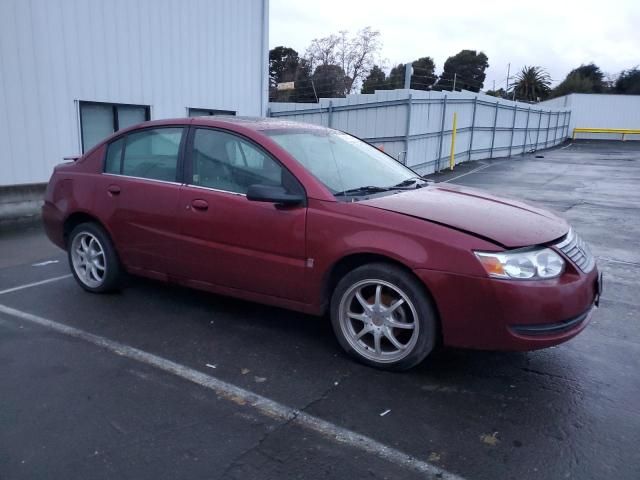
[265,129,418,195]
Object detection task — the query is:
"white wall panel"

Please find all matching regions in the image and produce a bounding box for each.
[540,93,640,139]
[0,0,267,186]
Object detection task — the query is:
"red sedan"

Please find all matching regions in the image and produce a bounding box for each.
[42,117,602,370]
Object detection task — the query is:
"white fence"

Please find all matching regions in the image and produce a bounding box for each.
[269,90,571,174]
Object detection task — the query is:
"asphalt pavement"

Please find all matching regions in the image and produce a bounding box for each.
[1,140,639,479]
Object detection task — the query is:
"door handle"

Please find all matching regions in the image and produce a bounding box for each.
[191,199,209,211]
[107,185,121,195]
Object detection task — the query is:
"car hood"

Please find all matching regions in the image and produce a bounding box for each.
[360,183,569,248]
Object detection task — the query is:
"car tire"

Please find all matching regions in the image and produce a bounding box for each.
[67,222,121,293]
[330,263,437,371]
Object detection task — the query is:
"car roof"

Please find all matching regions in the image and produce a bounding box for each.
[137,116,328,133]
[191,116,328,132]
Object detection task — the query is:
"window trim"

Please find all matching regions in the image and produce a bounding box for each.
[183,126,307,200]
[102,125,188,184]
[102,172,182,186]
[79,100,151,153]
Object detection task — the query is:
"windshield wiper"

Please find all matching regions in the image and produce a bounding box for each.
[335,185,391,197]
[389,176,429,188]
[335,177,431,197]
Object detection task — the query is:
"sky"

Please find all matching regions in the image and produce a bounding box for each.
[269,0,640,91]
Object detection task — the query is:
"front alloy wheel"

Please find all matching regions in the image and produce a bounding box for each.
[339,279,419,364]
[331,263,437,370]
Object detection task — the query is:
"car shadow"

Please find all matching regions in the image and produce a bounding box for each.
[124,275,581,391]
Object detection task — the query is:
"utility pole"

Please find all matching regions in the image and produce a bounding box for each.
[506,63,510,91]
[452,72,457,92]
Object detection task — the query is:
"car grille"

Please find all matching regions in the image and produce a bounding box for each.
[555,229,595,273]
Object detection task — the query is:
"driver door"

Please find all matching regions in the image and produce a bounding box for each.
[174,127,308,302]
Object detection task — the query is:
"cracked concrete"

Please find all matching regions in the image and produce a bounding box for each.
[220,370,353,478]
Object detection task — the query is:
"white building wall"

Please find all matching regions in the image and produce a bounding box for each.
[0,0,268,186]
[539,93,640,140]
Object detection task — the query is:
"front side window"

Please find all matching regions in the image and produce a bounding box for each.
[190,129,297,194]
[105,128,183,182]
[266,129,416,194]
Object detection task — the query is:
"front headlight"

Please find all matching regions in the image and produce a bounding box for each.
[474,248,565,280]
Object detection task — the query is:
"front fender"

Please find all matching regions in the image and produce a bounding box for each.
[304,199,496,311]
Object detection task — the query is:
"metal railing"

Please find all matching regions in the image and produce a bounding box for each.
[573,128,640,141]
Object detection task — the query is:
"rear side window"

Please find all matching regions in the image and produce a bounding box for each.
[105,128,183,181]
[105,137,124,174]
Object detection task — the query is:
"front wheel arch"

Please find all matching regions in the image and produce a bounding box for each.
[329,261,439,370]
[323,254,442,345]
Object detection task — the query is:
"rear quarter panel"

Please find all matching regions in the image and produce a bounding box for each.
[42,145,106,248]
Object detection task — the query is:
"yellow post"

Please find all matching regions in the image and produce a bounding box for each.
[449,112,458,171]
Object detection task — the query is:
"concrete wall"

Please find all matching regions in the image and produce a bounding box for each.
[0,0,268,188]
[539,93,640,140]
[270,89,570,175]
[0,184,47,226]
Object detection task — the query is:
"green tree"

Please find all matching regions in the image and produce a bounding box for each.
[384,57,437,91]
[292,59,317,103]
[387,63,406,89]
[550,63,606,97]
[312,64,347,98]
[269,46,301,86]
[512,66,551,101]
[436,50,489,92]
[485,88,506,98]
[409,57,436,90]
[615,67,640,94]
[361,65,387,93]
[269,46,315,102]
[572,64,606,92]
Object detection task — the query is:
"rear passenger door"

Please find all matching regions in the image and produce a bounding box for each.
[93,127,185,278]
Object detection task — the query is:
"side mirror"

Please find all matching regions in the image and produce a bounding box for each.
[246,184,304,207]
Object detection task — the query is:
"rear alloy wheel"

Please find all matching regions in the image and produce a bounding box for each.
[331,263,437,370]
[68,223,121,293]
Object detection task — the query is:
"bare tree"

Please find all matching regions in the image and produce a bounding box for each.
[305,34,340,70]
[305,27,381,94]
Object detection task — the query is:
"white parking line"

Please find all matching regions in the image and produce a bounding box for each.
[32,260,60,267]
[0,274,72,296]
[443,162,495,183]
[0,289,464,479]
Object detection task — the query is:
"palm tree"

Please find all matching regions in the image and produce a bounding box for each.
[512,66,551,102]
